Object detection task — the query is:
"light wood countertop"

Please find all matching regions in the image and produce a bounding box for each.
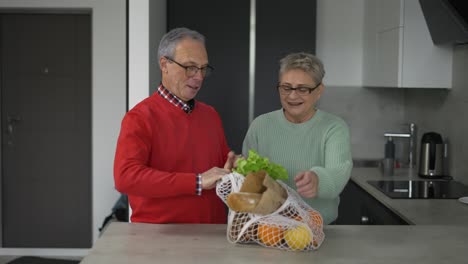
[80,222,468,264]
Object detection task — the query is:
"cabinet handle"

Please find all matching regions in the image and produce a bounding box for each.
[360,216,370,225]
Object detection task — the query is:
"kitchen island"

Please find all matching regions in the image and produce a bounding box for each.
[80,222,468,264]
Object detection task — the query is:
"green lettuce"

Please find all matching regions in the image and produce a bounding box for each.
[233,149,288,180]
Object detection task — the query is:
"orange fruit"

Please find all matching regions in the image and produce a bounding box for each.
[293,215,303,222]
[257,224,284,246]
[307,210,323,228]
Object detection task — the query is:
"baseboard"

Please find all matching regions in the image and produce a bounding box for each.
[0,248,89,257]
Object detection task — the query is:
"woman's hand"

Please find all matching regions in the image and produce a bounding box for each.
[294,170,319,198]
[223,151,243,170]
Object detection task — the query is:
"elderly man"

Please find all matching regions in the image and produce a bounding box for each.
[114,28,236,224]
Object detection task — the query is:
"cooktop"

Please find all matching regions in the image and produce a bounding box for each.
[367,180,468,199]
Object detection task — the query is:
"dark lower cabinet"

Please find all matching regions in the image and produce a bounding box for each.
[336,181,409,225]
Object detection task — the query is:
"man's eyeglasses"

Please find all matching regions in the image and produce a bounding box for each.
[165,56,214,77]
[277,82,321,96]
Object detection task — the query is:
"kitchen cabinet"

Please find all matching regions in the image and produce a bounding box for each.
[336,181,408,225]
[168,0,250,153]
[362,0,453,88]
[168,0,317,152]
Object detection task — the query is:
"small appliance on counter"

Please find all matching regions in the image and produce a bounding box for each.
[382,137,395,176]
[419,132,445,178]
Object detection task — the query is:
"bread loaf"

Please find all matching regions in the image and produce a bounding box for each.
[240,170,267,193]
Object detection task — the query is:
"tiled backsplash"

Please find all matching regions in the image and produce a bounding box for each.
[318,86,406,160]
[318,44,468,185]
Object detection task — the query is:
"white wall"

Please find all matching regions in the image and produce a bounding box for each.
[129,0,166,107]
[0,0,126,255]
[127,0,166,219]
[129,0,150,109]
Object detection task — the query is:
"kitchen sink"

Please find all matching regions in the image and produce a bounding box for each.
[353,159,381,168]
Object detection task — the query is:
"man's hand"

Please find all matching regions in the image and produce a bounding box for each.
[200,167,230,189]
[294,170,319,198]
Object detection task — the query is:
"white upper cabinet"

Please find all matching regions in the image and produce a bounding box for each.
[316,0,366,87]
[363,0,453,88]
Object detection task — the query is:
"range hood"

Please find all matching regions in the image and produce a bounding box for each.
[419,0,468,44]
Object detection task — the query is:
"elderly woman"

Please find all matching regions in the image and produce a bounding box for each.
[242,52,353,224]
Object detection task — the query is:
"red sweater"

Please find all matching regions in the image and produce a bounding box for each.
[114,93,229,223]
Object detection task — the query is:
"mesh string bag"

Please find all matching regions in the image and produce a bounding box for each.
[216,172,325,251]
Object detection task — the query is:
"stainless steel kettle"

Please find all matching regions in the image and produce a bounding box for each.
[418,132,444,178]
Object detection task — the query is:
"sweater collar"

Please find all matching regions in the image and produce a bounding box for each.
[157,84,195,114]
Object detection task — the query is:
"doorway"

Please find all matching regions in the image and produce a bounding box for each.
[0,13,92,248]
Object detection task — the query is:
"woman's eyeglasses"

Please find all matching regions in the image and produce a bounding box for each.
[277,82,321,96]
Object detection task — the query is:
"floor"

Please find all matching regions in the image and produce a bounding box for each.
[0,256,16,264]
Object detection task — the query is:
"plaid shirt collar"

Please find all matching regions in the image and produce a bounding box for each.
[157,84,195,114]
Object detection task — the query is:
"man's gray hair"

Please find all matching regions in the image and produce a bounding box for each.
[158,27,206,60]
[279,52,325,84]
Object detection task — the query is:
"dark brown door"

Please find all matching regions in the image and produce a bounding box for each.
[1,13,92,248]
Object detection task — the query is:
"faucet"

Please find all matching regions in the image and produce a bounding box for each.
[384,123,417,169]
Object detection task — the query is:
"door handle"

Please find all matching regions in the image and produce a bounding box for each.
[360,215,370,225]
[6,115,22,135]
[7,115,22,123]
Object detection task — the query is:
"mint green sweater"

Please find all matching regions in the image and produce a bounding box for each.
[242,109,353,224]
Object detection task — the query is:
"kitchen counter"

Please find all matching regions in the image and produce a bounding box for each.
[351,167,468,225]
[80,222,468,264]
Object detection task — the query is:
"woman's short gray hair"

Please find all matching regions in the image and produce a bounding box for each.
[279,52,325,84]
[158,27,206,60]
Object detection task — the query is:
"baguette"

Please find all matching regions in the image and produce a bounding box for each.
[226,192,262,213]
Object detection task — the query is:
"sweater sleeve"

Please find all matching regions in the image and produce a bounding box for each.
[113,112,196,198]
[312,121,353,199]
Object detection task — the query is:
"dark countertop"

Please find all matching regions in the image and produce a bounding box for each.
[350,167,468,225]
